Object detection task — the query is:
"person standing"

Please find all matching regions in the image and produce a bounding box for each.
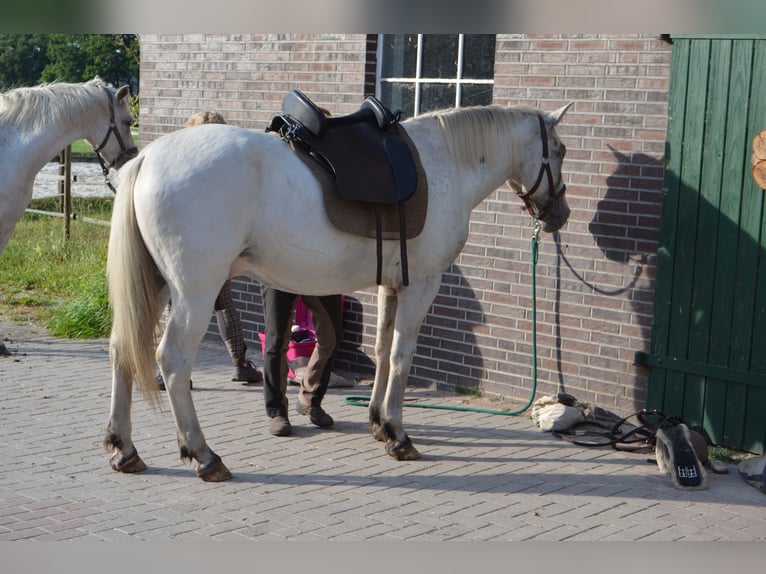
[262,289,343,436]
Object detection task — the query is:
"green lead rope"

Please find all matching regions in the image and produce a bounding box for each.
[343,218,541,416]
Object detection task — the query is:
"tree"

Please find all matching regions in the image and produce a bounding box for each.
[41,34,139,93]
[0,34,140,93]
[0,34,49,90]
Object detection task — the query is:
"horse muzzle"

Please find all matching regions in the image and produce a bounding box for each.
[540,184,570,233]
[113,146,139,170]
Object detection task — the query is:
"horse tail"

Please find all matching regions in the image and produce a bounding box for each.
[107,155,162,409]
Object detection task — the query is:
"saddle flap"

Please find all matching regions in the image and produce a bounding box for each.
[315,123,417,204]
[383,135,417,203]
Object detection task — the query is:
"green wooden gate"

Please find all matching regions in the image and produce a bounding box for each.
[638,36,766,454]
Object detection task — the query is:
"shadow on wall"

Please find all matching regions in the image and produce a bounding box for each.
[335,294,377,374]
[553,149,663,411]
[336,265,488,392]
[413,263,486,391]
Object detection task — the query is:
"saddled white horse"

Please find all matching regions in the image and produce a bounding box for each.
[105,102,572,481]
[0,78,137,354]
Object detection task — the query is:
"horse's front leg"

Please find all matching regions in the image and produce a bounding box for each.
[369,285,395,442]
[158,314,232,482]
[103,340,147,473]
[379,274,442,460]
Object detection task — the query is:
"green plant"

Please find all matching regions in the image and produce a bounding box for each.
[129,94,140,127]
[46,273,111,338]
[454,385,482,398]
[0,198,112,336]
[708,446,750,465]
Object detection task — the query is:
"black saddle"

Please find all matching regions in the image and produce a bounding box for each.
[266,90,419,285]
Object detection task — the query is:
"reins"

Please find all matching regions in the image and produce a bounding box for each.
[92,86,137,193]
[552,409,685,452]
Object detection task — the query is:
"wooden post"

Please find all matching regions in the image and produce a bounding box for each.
[58,145,72,240]
[752,129,766,190]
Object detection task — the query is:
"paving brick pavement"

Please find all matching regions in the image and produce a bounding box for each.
[1,325,765,542]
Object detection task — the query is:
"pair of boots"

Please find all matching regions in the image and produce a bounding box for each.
[269,403,334,436]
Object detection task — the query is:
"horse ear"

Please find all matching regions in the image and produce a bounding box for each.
[116,85,130,102]
[548,102,574,126]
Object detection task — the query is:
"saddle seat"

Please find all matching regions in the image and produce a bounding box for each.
[267,90,423,285]
[281,89,396,138]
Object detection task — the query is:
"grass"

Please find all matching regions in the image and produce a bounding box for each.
[70,139,96,157]
[454,385,482,398]
[0,197,114,338]
[708,446,753,465]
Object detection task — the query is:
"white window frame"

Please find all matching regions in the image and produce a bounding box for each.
[376,33,495,116]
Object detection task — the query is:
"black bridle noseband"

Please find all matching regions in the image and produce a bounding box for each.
[92,86,138,192]
[516,113,566,221]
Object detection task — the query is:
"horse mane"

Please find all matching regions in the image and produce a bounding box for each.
[0,78,107,131]
[421,104,538,169]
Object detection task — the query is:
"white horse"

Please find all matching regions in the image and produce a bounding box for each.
[105,102,572,481]
[0,78,137,354]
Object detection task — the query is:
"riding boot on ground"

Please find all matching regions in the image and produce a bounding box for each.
[232,355,264,385]
[156,371,192,391]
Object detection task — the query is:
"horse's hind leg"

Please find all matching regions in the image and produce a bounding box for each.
[369,285,396,442]
[103,338,147,473]
[158,300,232,481]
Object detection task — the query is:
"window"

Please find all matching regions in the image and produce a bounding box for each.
[377,34,496,118]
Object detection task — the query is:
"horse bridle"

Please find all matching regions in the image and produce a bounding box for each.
[516,113,566,221]
[92,86,138,192]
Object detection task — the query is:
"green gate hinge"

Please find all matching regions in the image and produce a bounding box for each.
[635,351,766,389]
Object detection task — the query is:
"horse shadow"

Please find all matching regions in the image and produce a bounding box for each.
[553,148,661,410]
[331,266,487,393]
[334,294,376,374]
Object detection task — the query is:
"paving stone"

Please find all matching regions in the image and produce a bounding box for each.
[1,331,765,541]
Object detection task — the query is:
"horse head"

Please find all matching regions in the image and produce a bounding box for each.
[86,77,138,174]
[510,102,573,233]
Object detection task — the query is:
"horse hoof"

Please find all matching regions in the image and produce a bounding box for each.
[370,422,387,442]
[196,458,233,482]
[110,450,147,473]
[386,437,421,461]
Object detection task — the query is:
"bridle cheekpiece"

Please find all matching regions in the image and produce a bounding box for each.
[92,86,138,193]
[516,113,566,222]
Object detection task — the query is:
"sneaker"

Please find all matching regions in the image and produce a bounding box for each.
[296,403,334,428]
[232,359,263,385]
[156,371,192,391]
[269,415,292,437]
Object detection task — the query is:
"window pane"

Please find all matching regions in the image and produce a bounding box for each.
[460,84,494,107]
[380,81,415,118]
[462,35,496,79]
[380,34,418,78]
[421,35,458,79]
[421,83,456,114]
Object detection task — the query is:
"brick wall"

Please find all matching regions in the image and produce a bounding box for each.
[138,33,369,142]
[138,33,671,414]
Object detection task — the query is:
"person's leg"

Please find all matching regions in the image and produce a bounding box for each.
[295,294,343,427]
[262,287,298,435]
[214,280,262,384]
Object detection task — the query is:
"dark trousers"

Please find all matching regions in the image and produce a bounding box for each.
[262,287,343,418]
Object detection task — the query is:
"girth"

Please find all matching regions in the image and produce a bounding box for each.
[266,90,420,285]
